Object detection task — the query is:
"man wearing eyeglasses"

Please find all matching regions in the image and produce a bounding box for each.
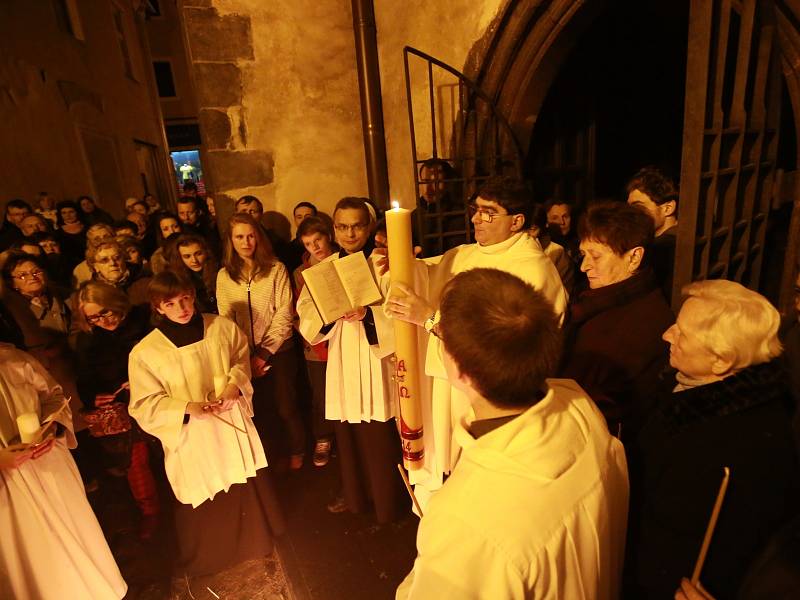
[396,269,627,600]
[296,197,407,523]
[385,176,568,510]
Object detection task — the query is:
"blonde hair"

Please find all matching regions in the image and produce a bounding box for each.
[76,280,131,332]
[682,279,782,371]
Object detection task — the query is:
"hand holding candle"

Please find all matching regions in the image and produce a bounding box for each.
[386,200,424,470]
[16,412,41,444]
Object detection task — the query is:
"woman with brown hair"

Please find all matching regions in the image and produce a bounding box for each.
[168,233,218,314]
[128,271,284,578]
[74,280,160,538]
[216,213,305,468]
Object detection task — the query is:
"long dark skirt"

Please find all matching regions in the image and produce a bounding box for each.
[174,467,286,576]
[334,419,409,524]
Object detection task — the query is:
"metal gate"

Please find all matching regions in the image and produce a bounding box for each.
[403,46,523,256]
[675,0,782,307]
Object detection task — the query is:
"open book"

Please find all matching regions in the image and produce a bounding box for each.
[302,252,383,325]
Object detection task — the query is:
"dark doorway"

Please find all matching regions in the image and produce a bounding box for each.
[526,0,690,208]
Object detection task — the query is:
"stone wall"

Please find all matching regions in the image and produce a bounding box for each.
[182,0,368,228]
[374,0,504,208]
[181,0,505,228]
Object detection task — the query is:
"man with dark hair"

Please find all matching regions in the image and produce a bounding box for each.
[176,196,221,255]
[386,176,568,508]
[626,166,679,297]
[235,195,291,267]
[285,201,319,274]
[296,197,406,522]
[0,199,32,251]
[397,268,628,599]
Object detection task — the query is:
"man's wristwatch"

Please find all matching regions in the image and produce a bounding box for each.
[423,312,438,333]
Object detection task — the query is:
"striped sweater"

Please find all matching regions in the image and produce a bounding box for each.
[216,260,293,356]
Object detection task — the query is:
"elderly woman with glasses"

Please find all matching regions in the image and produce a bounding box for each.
[628,280,800,599]
[74,281,160,538]
[1,252,86,443]
[86,240,151,307]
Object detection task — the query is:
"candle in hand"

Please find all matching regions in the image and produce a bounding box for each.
[16,412,41,444]
[386,200,424,470]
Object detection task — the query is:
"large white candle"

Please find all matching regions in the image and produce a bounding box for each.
[386,200,424,470]
[16,412,40,444]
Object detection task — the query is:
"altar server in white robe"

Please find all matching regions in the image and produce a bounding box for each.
[128,272,284,576]
[0,342,127,600]
[396,269,628,600]
[296,197,407,523]
[386,177,568,509]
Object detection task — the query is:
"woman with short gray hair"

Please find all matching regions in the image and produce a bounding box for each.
[628,279,800,599]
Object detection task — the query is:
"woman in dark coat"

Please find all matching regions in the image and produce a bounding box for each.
[628,279,800,599]
[559,202,674,438]
[55,199,87,271]
[74,280,160,538]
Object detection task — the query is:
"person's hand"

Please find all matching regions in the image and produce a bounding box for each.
[386,282,434,326]
[342,307,368,321]
[372,246,422,276]
[186,401,213,419]
[212,383,241,413]
[31,437,56,459]
[95,393,115,407]
[250,355,271,378]
[675,578,715,600]
[0,444,33,469]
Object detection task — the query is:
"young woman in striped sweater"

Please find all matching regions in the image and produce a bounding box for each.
[216,213,306,468]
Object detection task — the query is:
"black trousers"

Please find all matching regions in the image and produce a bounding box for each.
[335,419,409,524]
[252,348,307,458]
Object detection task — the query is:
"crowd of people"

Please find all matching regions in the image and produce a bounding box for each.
[1,168,799,599]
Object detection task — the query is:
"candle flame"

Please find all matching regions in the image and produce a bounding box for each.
[391,200,400,210]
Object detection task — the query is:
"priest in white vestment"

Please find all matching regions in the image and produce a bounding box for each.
[386,178,568,508]
[396,269,628,600]
[0,343,127,600]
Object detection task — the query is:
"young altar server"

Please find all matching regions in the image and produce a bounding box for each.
[396,269,628,599]
[386,177,568,508]
[128,272,285,576]
[0,343,127,599]
[296,197,407,522]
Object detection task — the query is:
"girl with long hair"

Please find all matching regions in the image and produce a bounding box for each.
[216,213,305,468]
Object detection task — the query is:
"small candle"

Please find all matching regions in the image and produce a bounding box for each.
[16,412,40,444]
[213,375,228,398]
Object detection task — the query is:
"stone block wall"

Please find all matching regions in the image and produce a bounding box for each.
[182,0,368,228]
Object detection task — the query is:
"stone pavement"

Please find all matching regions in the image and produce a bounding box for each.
[88,442,418,600]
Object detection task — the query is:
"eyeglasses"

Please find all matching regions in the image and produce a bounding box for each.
[12,269,44,281]
[467,204,514,224]
[96,255,124,265]
[85,309,117,324]
[334,223,368,234]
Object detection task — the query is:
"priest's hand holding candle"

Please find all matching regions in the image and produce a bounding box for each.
[386,200,425,470]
